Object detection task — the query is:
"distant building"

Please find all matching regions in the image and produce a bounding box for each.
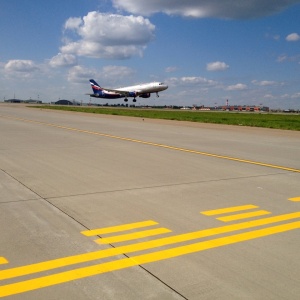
[220,105,269,112]
[4,99,22,103]
[54,100,80,105]
[24,99,42,104]
[4,99,42,104]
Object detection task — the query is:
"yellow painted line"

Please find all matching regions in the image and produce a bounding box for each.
[1,220,300,297]
[201,204,258,216]
[81,220,158,236]
[1,212,300,282]
[2,114,300,173]
[217,210,271,222]
[0,257,8,265]
[95,228,172,244]
[289,197,300,202]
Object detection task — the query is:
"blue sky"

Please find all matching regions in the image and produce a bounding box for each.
[1,0,300,109]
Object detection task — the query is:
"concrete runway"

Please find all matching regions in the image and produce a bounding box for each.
[0,104,300,299]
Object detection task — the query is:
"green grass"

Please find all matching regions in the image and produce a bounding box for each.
[32,106,300,131]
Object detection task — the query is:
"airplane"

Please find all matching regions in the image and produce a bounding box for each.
[87,79,168,102]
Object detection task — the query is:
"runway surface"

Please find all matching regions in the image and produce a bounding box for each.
[0,104,300,299]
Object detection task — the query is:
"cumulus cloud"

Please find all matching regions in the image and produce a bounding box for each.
[277,53,300,63]
[291,92,300,99]
[67,65,135,84]
[67,65,97,83]
[5,60,39,72]
[165,66,178,73]
[206,61,229,71]
[112,0,299,19]
[61,11,155,59]
[49,53,77,67]
[167,76,217,87]
[286,33,300,42]
[226,83,247,91]
[102,65,135,79]
[252,80,277,86]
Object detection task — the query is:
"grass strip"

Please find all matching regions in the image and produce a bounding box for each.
[31,106,300,131]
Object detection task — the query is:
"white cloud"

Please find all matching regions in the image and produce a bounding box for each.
[67,65,97,83]
[286,33,300,42]
[226,83,247,91]
[61,11,155,59]
[277,53,300,63]
[112,0,299,19]
[67,65,135,85]
[206,61,229,71]
[49,53,77,67]
[165,66,178,73]
[263,94,275,99]
[5,60,39,72]
[102,66,135,80]
[252,80,277,86]
[64,17,83,30]
[167,76,218,88]
[291,92,300,99]
[277,54,287,62]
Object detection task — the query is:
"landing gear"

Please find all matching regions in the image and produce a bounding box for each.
[156,92,159,98]
[133,98,137,102]
[124,98,128,102]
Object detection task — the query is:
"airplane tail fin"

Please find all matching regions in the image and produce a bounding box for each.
[89,79,103,94]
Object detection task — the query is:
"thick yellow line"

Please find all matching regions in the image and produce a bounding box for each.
[1,212,300,282]
[81,220,158,236]
[95,228,172,244]
[0,258,8,265]
[217,210,271,222]
[1,221,300,297]
[2,115,300,173]
[201,205,258,216]
[289,197,300,202]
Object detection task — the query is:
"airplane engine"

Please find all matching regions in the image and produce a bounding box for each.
[139,93,151,98]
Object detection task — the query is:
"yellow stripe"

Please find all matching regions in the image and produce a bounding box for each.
[217,210,271,222]
[289,197,300,202]
[0,257,8,265]
[95,228,171,244]
[2,115,300,174]
[81,220,158,236]
[201,205,258,216]
[1,221,300,297]
[1,212,300,282]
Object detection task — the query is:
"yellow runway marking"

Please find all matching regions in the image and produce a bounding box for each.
[1,212,300,281]
[0,258,8,265]
[2,114,300,173]
[81,220,158,236]
[217,210,271,222]
[1,211,300,296]
[96,228,172,244]
[201,205,258,216]
[289,196,300,202]
[1,220,300,297]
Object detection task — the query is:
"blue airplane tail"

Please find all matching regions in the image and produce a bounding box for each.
[89,79,103,94]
